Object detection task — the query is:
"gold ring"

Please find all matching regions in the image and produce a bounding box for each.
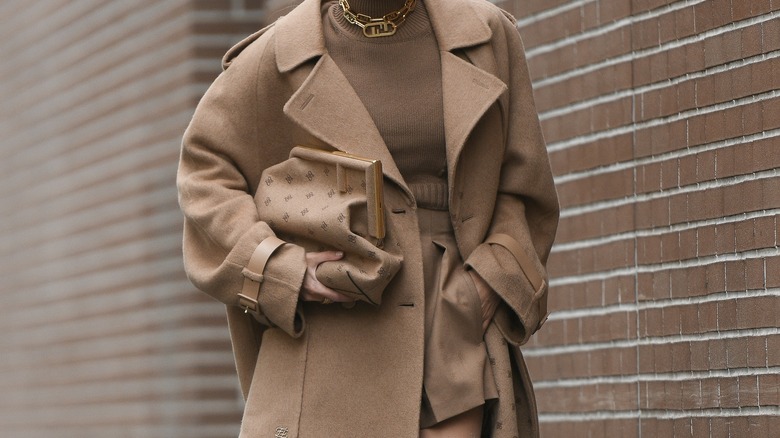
[321,298,333,305]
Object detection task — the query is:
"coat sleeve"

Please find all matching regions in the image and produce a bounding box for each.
[177,34,306,338]
[465,11,560,346]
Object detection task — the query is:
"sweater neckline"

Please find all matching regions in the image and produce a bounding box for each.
[325,0,432,43]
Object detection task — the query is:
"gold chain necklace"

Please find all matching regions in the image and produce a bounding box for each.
[338,0,417,38]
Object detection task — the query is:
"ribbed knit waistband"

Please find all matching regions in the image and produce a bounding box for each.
[409,182,449,211]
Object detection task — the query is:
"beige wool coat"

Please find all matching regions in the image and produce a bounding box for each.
[177,0,559,436]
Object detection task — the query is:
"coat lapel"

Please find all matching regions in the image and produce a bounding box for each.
[426,0,508,191]
[283,55,408,194]
[274,0,507,199]
[275,0,408,193]
[440,52,507,184]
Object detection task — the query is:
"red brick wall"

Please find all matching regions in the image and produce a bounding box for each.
[2,0,778,436]
[494,0,780,435]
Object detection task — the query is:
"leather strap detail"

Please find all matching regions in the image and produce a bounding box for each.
[485,233,549,332]
[238,236,286,325]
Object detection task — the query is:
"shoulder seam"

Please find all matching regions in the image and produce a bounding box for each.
[222,21,277,70]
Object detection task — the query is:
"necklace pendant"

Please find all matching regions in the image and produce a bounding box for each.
[363,21,397,38]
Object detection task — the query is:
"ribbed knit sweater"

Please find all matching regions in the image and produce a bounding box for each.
[322,0,448,209]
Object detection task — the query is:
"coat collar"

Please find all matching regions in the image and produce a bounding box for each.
[277,0,504,202]
[274,0,493,72]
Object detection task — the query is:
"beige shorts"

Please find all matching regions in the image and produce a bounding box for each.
[417,207,498,428]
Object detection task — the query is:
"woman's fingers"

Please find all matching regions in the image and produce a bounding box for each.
[300,288,353,303]
[300,250,354,303]
[481,294,501,332]
[467,269,501,332]
[306,250,344,265]
[300,273,353,302]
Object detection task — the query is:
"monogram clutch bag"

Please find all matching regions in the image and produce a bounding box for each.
[254,146,402,305]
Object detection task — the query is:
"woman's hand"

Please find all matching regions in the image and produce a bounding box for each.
[467,269,501,332]
[300,251,355,303]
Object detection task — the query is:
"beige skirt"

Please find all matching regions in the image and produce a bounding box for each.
[417,207,498,428]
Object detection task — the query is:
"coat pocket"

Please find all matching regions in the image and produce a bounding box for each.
[432,239,483,344]
[423,239,493,422]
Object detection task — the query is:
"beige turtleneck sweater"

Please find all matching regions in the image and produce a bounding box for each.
[322,0,448,209]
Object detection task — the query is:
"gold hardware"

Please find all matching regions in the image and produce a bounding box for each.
[364,21,397,38]
[300,148,384,241]
[238,293,259,314]
[338,0,416,38]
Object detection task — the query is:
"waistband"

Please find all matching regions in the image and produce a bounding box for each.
[409,181,449,211]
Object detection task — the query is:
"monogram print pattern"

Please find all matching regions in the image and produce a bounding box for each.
[255,153,402,305]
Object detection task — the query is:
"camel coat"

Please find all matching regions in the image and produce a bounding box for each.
[177,0,559,436]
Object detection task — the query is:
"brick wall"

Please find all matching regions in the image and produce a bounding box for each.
[2,0,778,437]
[494,0,780,436]
[0,1,269,436]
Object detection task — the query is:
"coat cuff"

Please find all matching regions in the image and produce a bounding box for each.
[491,302,525,346]
[465,242,546,346]
[226,226,307,338]
[254,243,307,338]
